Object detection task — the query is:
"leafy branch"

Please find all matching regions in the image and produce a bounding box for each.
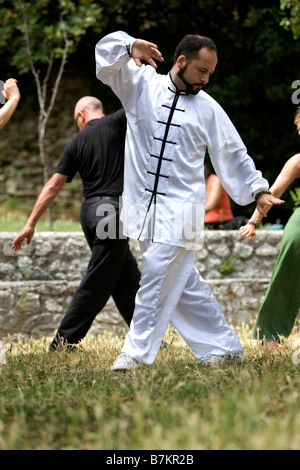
[280,0,300,39]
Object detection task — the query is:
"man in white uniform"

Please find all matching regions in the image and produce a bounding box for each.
[95,32,283,369]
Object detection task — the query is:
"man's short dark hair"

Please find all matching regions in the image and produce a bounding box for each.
[174,35,217,63]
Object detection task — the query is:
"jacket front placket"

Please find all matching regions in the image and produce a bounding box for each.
[139,87,186,241]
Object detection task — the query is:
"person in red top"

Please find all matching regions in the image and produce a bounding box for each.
[204,165,246,229]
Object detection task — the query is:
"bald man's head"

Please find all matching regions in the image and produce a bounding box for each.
[74,96,104,130]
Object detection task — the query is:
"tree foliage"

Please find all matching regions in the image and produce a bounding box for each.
[280,0,300,39]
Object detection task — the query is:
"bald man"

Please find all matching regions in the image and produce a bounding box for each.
[12,96,140,350]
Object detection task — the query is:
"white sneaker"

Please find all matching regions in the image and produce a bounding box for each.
[110,353,139,371]
[197,352,244,365]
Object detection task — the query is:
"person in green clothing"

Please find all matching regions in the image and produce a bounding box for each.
[239,107,300,347]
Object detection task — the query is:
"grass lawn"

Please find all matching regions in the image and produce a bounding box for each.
[0,211,81,232]
[1,324,300,450]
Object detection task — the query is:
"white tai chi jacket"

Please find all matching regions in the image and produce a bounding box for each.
[95,31,269,248]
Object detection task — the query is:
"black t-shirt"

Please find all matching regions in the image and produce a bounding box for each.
[55,109,127,199]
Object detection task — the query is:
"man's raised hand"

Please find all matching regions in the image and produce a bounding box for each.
[131,39,164,68]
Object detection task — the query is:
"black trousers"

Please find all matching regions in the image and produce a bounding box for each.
[49,197,141,349]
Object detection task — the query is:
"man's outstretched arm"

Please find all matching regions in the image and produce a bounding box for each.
[12,173,67,251]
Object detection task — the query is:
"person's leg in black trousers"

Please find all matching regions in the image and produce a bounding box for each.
[49,197,140,350]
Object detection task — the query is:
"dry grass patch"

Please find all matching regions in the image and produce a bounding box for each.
[1,325,300,450]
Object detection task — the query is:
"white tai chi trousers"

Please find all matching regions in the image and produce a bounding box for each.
[122,238,243,365]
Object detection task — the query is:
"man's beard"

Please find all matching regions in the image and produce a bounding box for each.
[177,68,204,95]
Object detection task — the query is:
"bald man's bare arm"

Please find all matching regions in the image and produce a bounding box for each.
[12,173,67,250]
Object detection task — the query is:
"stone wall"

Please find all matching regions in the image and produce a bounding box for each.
[0,230,282,282]
[0,230,292,340]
